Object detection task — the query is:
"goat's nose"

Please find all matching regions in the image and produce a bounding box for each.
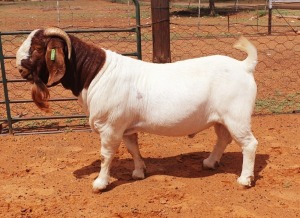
[19,68,23,74]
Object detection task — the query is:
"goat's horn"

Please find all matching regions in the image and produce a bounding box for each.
[44,27,72,60]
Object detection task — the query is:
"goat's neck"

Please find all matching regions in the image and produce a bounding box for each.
[62,35,106,96]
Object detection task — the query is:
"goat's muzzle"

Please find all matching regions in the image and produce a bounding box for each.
[18,66,34,83]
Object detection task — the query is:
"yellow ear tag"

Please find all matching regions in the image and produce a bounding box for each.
[50,49,56,61]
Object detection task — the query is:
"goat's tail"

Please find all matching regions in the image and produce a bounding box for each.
[233,36,257,73]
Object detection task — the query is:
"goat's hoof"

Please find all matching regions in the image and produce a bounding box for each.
[92,178,109,192]
[203,159,219,170]
[132,168,146,180]
[237,176,254,187]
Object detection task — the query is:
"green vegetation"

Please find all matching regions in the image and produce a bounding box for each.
[255,92,300,114]
[273,9,300,17]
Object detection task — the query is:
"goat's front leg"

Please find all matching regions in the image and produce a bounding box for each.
[123,133,146,179]
[92,134,121,192]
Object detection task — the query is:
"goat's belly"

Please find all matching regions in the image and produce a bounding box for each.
[126,114,215,137]
[128,122,214,137]
[125,93,217,136]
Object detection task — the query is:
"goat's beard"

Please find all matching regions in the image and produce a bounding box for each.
[31,79,50,112]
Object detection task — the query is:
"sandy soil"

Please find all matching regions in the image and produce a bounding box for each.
[0,114,299,217]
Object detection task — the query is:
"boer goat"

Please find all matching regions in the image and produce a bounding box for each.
[16,27,258,192]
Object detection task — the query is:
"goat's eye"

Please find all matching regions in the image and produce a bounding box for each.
[31,45,43,54]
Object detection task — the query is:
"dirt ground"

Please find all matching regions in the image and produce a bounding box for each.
[0,114,299,217]
[0,0,300,217]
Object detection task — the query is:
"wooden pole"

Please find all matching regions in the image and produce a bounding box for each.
[268,0,272,35]
[151,0,171,63]
[268,8,272,34]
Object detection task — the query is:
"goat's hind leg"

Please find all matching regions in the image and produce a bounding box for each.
[236,132,258,187]
[123,133,146,179]
[203,123,232,169]
[226,120,258,187]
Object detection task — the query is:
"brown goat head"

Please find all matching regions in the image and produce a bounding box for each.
[16,27,72,112]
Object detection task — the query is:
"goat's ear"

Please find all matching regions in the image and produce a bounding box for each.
[45,38,66,87]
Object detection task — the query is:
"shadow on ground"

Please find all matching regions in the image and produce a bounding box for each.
[73,152,269,190]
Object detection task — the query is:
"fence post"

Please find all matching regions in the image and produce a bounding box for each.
[151,0,171,63]
[133,0,142,60]
[268,0,272,35]
[0,33,13,134]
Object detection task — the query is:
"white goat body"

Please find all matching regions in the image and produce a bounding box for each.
[79,38,258,191]
[16,28,258,192]
[83,50,256,137]
[81,44,256,136]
